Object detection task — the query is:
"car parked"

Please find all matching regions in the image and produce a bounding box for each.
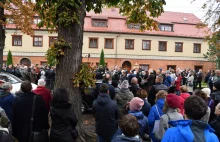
[0,72,37,94]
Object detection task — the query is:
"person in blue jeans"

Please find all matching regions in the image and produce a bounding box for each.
[92,83,119,142]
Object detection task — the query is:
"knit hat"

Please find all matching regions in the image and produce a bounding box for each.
[166,94,181,108]
[214,79,220,90]
[120,80,129,89]
[129,97,144,111]
[202,88,211,97]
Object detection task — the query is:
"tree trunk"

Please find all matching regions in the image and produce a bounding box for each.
[55,1,96,142]
[0,1,5,70]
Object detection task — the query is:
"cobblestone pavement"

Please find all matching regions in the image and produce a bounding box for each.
[82,110,95,132]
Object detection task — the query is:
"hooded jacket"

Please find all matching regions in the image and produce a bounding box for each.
[128,111,150,140]
[155,108,183,140]
[92,93,119,137]
[162,120,218,142]
[114,88,134,116]
[50,102,78,142]
[0,90,15,121]
[179,93,190,115]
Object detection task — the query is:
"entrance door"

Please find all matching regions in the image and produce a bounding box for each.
[167,65,176,71]
[195,66,203,73]
[20,58,31,66]
[122,61,132,72]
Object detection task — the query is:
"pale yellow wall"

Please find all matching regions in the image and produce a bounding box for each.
[5,30,57,52]
[5,30,208,58]
[83,32,208,57]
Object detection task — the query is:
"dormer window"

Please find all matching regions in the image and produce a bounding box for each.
[33,18,41,24]
[159,24,173,32]
[92,19,107,27]
[127,23,140,29]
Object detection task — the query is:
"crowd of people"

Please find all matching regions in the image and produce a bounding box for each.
[2,64,56,90]
[1,63,220,142]
[92,66,220,142]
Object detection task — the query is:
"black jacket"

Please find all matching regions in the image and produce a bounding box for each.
[210,116,220,140]
[92,93,119,137]
[148,83,168,106]
[12,92,48,142]
[50,103,78,142]
[211,91,220,105]
[147,74,155,87]
[129,83,140,97]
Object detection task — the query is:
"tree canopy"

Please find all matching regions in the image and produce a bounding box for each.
[35,0,166,31]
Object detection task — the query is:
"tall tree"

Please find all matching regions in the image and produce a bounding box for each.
[0,0,5,70]
[194,0,220,68]
[34,0,166,141]
[0,0,36,69]
[6,49,12,66]
[99,49,105,67]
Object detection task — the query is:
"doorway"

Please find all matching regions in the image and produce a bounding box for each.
[194,66,203,73]
[20,58,31,66]
[167,65,176,71]
[122,61,132,72]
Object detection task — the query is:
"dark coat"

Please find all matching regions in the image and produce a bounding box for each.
[210,116,220,140]
[211,91,220,106]
[12,92,48,142]
[33,86,52,112]
[128,111,150,140]
[141,98,151,117]
[147,74,155,87]
[129,83,140,97]
[92,93,119,137]
[94,82,116,100]
[0,91,15,121]
[148,83,168,106]
[50,103,78,142]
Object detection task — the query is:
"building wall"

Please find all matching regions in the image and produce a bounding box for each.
[5,30,57,53]
[3,29,215,71]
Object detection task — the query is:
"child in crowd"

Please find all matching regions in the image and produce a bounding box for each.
[112,114,142,142]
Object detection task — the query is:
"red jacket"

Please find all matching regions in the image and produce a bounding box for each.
[179,93,190,115]
[33,86,52,111]
[175,76,182,90]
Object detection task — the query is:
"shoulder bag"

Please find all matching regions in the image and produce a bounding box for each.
[152,105,161,133]
[29,95,49,142]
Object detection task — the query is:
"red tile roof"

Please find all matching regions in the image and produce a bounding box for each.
[6,8,210,38]
[85,8,210,38]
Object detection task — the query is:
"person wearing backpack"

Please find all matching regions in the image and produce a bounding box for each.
[155,94,183,141]
[128,97,150,141]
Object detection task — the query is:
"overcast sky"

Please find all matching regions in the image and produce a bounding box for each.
[164,0,207,20]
